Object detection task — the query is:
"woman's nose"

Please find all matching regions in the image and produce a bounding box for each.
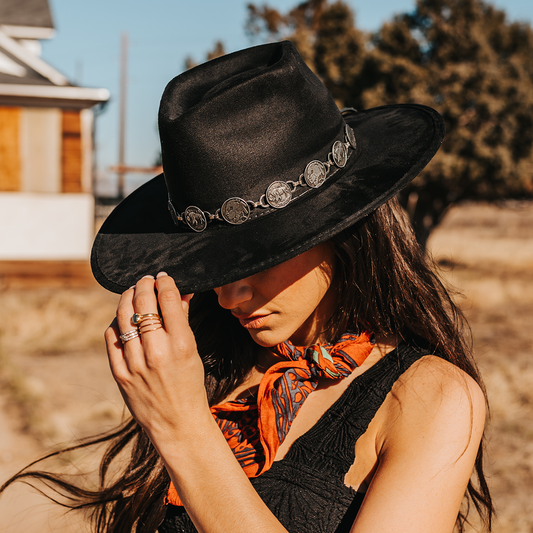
[215,279,254,311]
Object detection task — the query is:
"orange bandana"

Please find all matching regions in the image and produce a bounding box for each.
[166,328,374,506]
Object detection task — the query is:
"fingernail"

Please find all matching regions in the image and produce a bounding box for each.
[142,275,154,279]
[156,271,168,278]
[128,285,136,290]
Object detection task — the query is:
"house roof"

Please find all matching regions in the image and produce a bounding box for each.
[0,29,68,85]
[0,0,55,40]
[0,23,109,108]
[0,0,54,30]
[0,83,110,108]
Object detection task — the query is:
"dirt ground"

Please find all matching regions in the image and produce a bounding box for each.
[0,202,532,532]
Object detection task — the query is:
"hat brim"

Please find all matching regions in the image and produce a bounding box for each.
[91,104,445,295]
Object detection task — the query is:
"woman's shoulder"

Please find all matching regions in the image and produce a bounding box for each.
[395,353,485,406]
[347,353,487,532]
[377,353,486,453]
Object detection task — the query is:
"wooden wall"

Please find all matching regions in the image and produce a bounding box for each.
[0,106,21,191]
[0,107,85,193]
[61,109,83,193]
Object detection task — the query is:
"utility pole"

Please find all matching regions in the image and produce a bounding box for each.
[117,32,128,200]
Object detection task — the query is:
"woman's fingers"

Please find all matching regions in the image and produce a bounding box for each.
[116,284,138,339]
[132,275,159,319]
[115,274,190,338]
[112,273,197,374]
[114,281,157,373]
[105,316,121,345]
[155,272,183,331]
[105,274,206,439]
[181,293,194,319]
[129,275,164,340]
[105,317,130,376]
[154,272,190,335]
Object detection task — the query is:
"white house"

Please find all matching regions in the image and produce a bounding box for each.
[0,0,109,260]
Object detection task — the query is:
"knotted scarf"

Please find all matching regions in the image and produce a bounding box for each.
[166,328,374,506]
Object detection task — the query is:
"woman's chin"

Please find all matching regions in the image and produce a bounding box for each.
[247,329,285,348]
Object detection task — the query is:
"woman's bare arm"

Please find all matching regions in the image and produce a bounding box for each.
[349,355,486,533]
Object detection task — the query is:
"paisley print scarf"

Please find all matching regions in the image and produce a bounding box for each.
[166,328,374,506]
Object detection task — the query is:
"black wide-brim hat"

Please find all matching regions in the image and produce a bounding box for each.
[91,41,445,295]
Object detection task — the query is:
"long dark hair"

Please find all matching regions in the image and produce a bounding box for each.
[0,198,493,532]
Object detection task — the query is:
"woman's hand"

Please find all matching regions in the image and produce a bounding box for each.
[105,273,287,533]
[105,272,209,445]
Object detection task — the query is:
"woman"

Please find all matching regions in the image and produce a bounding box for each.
[2,41,492,532]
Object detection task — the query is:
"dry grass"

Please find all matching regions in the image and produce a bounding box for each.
[0,285,122,532]
[429,202,533,533]
[0,201,531,532]
[0,287,117,355]
[0,286,120,444]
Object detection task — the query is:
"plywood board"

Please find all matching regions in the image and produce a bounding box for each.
[0,106,21,191]
[61,109,82,193]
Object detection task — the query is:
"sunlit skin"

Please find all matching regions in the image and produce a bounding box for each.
[105,242,486,533]
[214,242,337,348]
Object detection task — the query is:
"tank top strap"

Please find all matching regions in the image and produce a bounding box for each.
[281,340,435,476]
[160,340,436,533]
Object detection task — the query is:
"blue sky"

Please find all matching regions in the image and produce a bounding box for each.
[41,0,533,196]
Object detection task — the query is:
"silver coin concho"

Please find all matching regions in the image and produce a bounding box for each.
[304,160,327,188]
[345,124,357,149]
[266,181,292,208]
[184,206,207,232]
[221,197,250,225]
[332,141,347,168]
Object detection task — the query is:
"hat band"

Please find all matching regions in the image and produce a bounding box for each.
[167,124,357,233]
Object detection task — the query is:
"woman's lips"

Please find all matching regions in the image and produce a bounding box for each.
[235,314,271,329]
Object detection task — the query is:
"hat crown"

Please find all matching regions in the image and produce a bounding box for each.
[159,41,344,214]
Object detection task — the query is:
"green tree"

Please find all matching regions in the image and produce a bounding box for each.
[185,40,226,70]
[246,1,367,108]
[246,0,533,248]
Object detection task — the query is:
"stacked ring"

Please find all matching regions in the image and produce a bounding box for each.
[131,312,164,335]
[120,329,140,343]
[132,313,160,325]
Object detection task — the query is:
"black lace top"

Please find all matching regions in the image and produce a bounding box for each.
[159,341,432,533]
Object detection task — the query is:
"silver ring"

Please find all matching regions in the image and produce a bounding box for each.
[120,329,140,343]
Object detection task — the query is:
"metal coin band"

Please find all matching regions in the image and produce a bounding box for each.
[168,124,357,233]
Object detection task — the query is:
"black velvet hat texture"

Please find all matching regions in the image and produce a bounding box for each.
[91,41,445,295]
